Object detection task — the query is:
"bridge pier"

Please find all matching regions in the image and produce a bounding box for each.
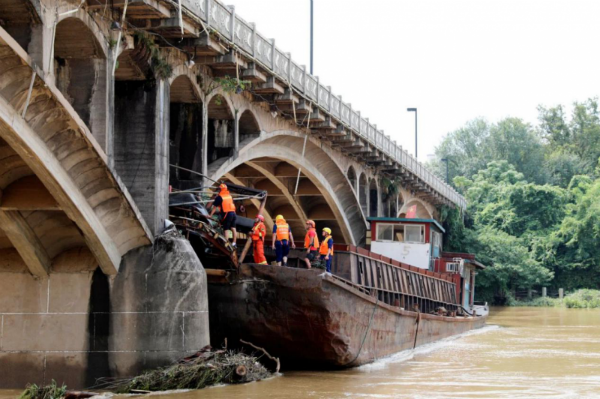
[0,234,208,388]
[113,79,170,235]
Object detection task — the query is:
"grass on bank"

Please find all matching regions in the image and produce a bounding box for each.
[510,289,600,308]
[19,380,66,399]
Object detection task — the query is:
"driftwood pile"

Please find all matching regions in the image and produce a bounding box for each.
[108,344,275,393]
[20,343,277,397]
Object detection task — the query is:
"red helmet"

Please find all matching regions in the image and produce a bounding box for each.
[306,220,315,228]
[256,214,265,222]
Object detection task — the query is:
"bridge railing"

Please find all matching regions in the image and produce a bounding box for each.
[180,0,466,209]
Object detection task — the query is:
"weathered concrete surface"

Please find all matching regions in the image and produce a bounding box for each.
[0,233,209,389]
[0,26,152,275]
[113,80,170,236]
[109,231,210,378]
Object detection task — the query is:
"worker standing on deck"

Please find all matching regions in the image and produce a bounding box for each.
[209,183,237,248]
[320,228,334,273]
[303,220,319,269]
[271,215,296,267]
[251,215,267,264]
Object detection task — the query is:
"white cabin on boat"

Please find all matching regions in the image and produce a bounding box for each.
[367,217,486,314]
[367,217,444,270]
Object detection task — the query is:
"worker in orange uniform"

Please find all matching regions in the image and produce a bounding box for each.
[303,220,319,269]
[320,227,334,273]
[209,183,237,248]
[251,214,267,264]
[271,215,295,267]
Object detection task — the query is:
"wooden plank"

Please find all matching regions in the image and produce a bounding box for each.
[0,210,50,277]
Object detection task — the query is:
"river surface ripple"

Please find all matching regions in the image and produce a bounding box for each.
[3,307,600,398]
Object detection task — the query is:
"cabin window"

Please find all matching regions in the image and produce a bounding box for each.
[377,224,394,241]
[376,223,425,243]
[405,225,424,243]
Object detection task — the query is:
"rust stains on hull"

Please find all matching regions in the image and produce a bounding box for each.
[208,265,487,368]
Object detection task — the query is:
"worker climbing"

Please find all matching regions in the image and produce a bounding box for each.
[209,183,237,248]
[303,220,319,269]
[251,214,267,264]
[272,215,295,267]
[320,227,334,273]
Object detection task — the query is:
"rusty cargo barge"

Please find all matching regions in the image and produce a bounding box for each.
[170,185,487,368]
[206,244,487,367]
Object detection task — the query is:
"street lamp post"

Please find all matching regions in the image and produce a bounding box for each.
[441,158,449,184]
[407,108,417,158]
[310,0,314,74]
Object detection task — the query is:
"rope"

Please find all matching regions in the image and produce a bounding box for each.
[169,164,221,183]
[112,0,129,76]
[293,100,312,195]
[177,0,184,36]
[344,294,378,366]
[413,310,421,349]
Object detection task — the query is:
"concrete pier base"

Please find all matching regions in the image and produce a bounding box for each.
[0,233,209,389]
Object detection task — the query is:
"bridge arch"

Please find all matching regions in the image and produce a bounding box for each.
[358,173,368,216]
[169,74,203,181]
[53,16,109,150]
[238,109,262,140]
[368,178,379,217]
[206,94,235,163]
[347,166,357,193]
[399,198,433,219]
[209,132,367,245]
[0,29,151,276]
[170,74,202,103]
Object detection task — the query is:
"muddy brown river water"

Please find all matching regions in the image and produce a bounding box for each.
[2,307,600,398]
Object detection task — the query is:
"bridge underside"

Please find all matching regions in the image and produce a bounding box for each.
[0,27,152,276]
[223,158,344,242]
[209,134,367,246]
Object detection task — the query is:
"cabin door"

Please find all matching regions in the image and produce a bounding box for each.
[463,279,471,309]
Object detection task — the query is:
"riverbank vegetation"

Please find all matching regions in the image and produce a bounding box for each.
[19,380,66,399]
[507,289,600,308]
[431,98,600,304]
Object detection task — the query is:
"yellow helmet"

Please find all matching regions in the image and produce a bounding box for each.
[276,215,284,221]
[322,227,332,235]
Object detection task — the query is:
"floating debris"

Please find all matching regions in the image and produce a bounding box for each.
[106,345,274,393]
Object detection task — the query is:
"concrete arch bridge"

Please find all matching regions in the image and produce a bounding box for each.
[0,0,465,390]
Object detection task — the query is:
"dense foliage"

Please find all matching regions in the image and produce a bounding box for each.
[431,98,600,303]
[509,289,600,309]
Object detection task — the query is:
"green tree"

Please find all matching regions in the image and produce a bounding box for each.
[487,118,546,183]
[454,161,561,301]
[429,118,491,182]
[538,99,600,182]
[537,176,600,289]
[431,117,546,184]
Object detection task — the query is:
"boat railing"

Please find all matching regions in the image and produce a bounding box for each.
[332,248,460,314]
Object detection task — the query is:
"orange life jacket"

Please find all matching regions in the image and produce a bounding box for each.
[275,220,290,241]
[219,190,236,213]
[304,228,319,250]
[251,222,266,241]
[320,236,333,255]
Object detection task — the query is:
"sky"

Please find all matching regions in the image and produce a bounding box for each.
[226,0,600,161]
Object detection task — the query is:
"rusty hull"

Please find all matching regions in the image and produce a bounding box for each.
[208,264,487,368]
